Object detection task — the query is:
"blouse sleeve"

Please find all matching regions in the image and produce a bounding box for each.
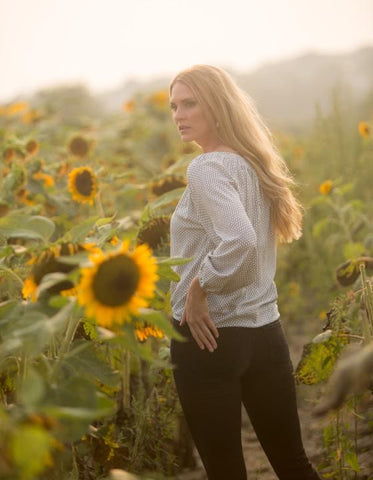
[187,158,258,294]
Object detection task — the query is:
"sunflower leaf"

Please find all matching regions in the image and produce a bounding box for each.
[156,256,192,280]
[137,308,185,341]
[0,214,55,242]
[61,216,99,243]
[95,214,117,227]
[157,256,193,266]
[147,187,185,212]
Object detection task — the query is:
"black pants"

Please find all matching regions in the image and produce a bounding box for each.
[170,318,322,480]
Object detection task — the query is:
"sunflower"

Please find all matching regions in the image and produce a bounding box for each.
[28,157,45,174]
[109,235,120,246]
[288,281,300,297]
[58,161,71,178]
[25,139,39,157]
[136,216,170,251]
[293,147,305,158]
[22,109,43,125]
[148,90,168,109]
[16,189,37,206]
[358,121,370,138]
[123,100,135,113]
[3,147,15,164]
[150,175,186,196]
[134,322,164,342]
[68,135,90,157]
[77,240,159,328]
[22,243,93,301]
[180,143,198,154]
[33,171,55,187]
[11,165,28,192]
[68,166,98,205]
[0,202,9,217]
[319,180,333,195]
[7,102,29,116]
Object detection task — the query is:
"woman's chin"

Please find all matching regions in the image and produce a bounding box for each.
[180,132,193,142]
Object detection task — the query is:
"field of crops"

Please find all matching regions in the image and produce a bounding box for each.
[0,85,372,480]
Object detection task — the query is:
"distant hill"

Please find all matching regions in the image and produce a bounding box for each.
[235,46,373,131]
[99,46,373,132]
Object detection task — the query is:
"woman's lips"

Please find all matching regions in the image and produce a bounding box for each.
[179,126,190,132]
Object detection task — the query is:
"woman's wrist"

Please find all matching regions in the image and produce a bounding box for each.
[190,276,207,297]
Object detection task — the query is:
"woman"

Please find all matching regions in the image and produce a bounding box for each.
[169,65,322,480]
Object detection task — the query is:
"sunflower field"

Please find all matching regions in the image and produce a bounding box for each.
[0,83,372,480]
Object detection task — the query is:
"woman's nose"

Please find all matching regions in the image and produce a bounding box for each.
[174,108,185,122]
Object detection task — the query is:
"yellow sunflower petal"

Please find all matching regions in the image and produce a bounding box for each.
[68,166,98,205]
[77,242,159,328]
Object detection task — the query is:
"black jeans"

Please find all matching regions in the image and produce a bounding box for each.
[170,318,322,480]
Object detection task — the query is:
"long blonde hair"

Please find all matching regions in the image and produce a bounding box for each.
[169,64,303,244]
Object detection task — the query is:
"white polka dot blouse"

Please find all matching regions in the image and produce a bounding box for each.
[170,151,280,328]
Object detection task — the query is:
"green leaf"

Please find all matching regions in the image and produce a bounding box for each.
[65,344,120,388]
[0,301,74,359]
[9,425,54,479]
[345,451,360,472]
[140,204,151,224]
[45,402,115,421]
[147,187,185,212]
[0,214,55,241]
[61,216,99,243]
[157,256,193,266]
[24,216,55,240]
[338,182,354,195]
[95,214,117,227]
[0,299,19,321]
[156,256,192,281]
[157,263,180,281]
[37,272,72,296]
[312,218,330,238]
[343,242,366,260]
[17,367,45,406]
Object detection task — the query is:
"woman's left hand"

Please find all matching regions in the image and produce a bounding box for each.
[181,277,219,352]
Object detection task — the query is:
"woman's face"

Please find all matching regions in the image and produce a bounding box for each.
[169,81,217,147]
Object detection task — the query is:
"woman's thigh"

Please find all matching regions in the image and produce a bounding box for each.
[241,321,319,479]
[170,319,248,479]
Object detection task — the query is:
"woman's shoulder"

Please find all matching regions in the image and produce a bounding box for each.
[187,151,257,190]
[190,151,255,175]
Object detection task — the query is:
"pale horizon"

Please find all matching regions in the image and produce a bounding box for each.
[1,0,373,103]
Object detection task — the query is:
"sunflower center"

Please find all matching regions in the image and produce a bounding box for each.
[92,255,140,307]
[76,170,94,196]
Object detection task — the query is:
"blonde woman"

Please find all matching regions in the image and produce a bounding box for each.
[169,65,322,480]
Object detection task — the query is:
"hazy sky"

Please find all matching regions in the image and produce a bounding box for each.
[1,0,372,102]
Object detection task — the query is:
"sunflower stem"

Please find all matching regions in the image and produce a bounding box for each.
[95,192,105,218]
[360,263,373,335]
[122,350,131,410]
[50,311,81,379]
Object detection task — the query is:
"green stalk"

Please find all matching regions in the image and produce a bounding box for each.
[122,350,131,410]
[359,263,373,338]
[95,191,105,218]
[50,312,81,379]
[359,308,372,344]
[353,397,358,480]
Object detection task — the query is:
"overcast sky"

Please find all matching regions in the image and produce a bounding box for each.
[1,0,372,102]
